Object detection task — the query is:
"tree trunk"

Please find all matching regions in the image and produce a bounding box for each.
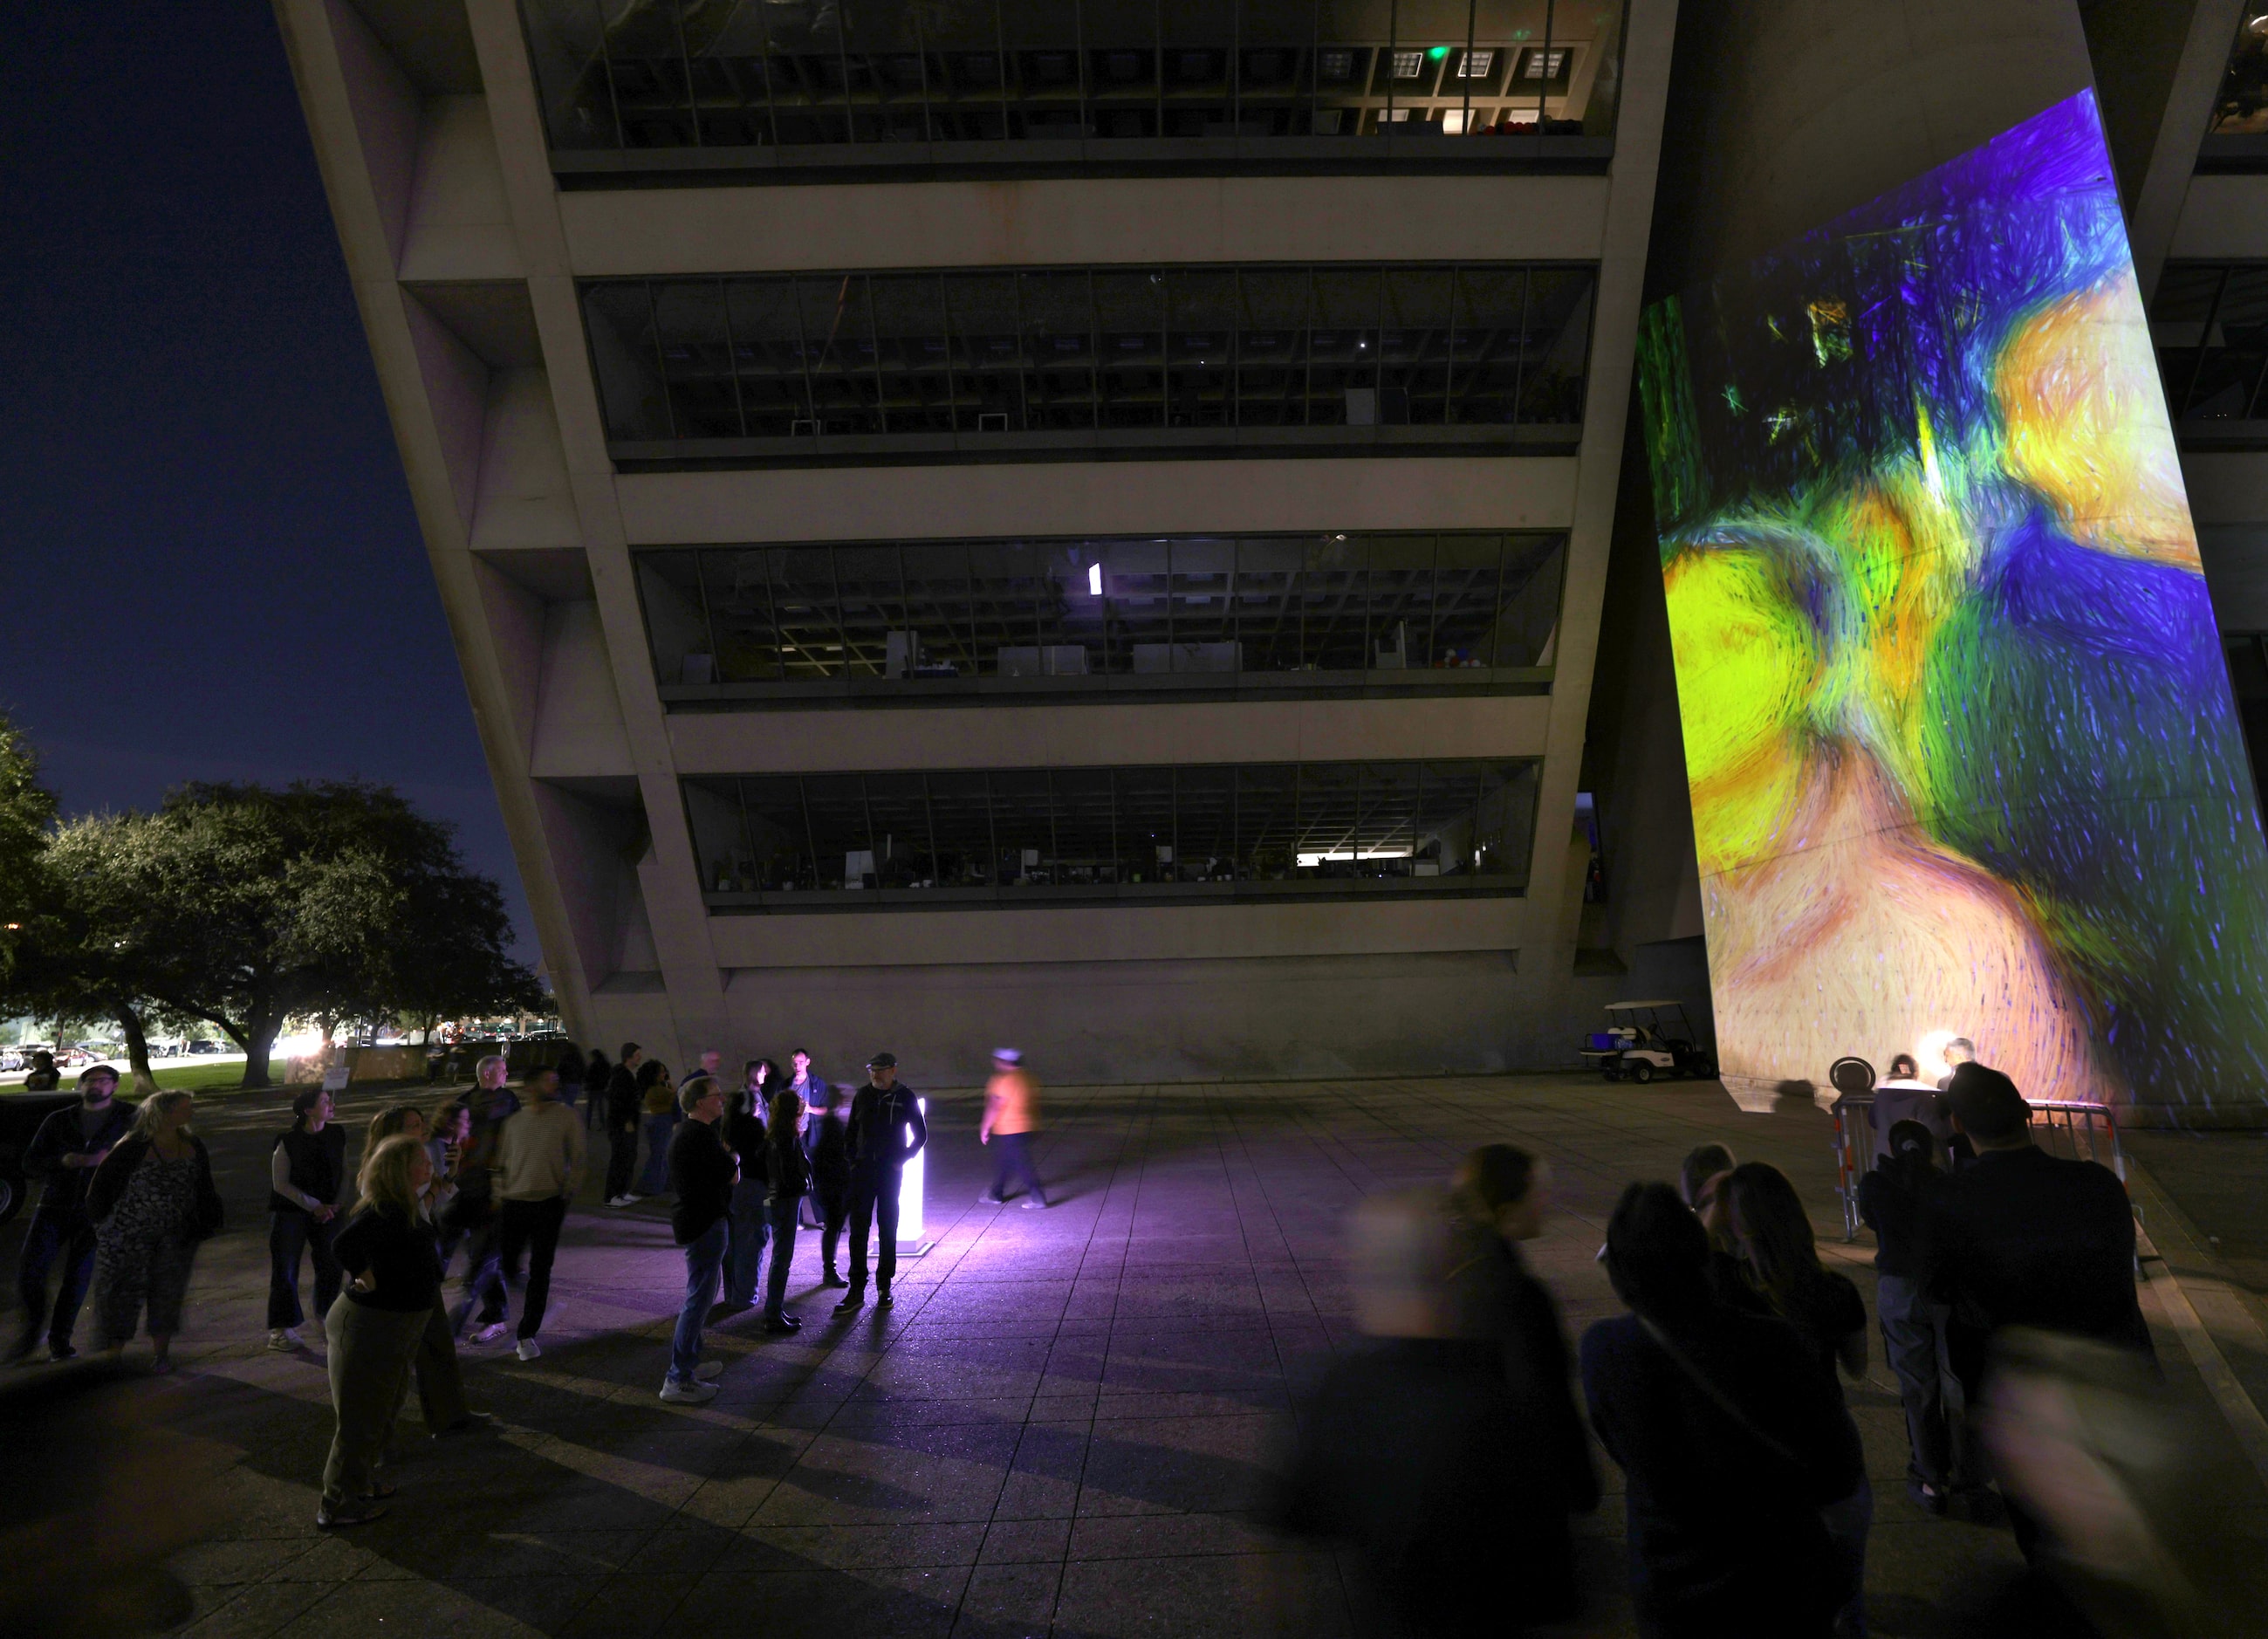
[114,1004,158,1096]
[232,1014,282,1089]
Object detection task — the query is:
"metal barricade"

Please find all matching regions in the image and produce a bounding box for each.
[1829,1091,1874,1242]
[1829,1092,2133,1244]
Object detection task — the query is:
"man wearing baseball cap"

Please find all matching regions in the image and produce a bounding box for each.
[8,1065,134,1362]
[835,1053,926,1313]
[977,1049,1047,1210]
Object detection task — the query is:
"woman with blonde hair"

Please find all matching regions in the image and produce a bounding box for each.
[317,1134,447,1528]
[88,1090,223,1372]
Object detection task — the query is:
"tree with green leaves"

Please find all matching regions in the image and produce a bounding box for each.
[0,716,58,984]
[34,780,538,1088]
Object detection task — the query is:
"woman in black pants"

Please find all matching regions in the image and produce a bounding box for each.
[805,1083,852,1289]
[761,1089,811,1334]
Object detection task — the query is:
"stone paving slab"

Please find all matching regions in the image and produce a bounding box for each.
[4,1072,2230,1635]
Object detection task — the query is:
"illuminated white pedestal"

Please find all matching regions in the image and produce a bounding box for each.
[896,1096,935,1258]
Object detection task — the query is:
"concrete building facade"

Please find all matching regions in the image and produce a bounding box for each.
[272,0,2257,1087]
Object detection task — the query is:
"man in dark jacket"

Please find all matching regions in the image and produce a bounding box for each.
[8,1066,134,1362]
[807,1081,852,1288]
[602,1043,645,1207]
[661,1078,735,1404]
[834,1053,926,1313]
[1923,1062,2151,1396]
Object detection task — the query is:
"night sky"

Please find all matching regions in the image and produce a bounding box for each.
[1,6,534,955]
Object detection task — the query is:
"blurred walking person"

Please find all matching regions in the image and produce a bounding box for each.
[88,1092,223,1374]
[977,1049,1047,1209]
[1581,1183,1861,1638]
[603,1043,645,1206]
[1268,1189,1585,1633]
[9,1064,134,1364]
[1452,1145,1599,1553]
[808,1080,852,1288]
[493,1066,585,1361]
[761,1087,811,1334]
[660,1077,734,1404]
[835,1053,926,1313]
[267,1088,347,1352]
[581,1046,611,1130]
[716,1063,772,1318]
[317,1135,438,1527]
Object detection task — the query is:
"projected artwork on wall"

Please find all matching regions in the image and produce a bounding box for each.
[1636,90,2268,1114]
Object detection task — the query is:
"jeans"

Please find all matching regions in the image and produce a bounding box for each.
[1875,1272,1974,1491]
[605,1123,638,1200]
[640,1112,679,1196]
[449,1200,509,1333]
[763,1196,800,1317]
[988,1132,1045,1203]
[14,1207,97,1351]
[669,1218,729,1386]
[846,1167,902,1292]
[268,1210,343,1330]
[497,1196,568,1341]
[723,1178,769,1308]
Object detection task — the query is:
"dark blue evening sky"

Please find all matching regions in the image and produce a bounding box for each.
[0,5,535,957]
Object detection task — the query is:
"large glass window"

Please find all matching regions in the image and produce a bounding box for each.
[682,758,1538,910]
[522,0,1628,167]
[2207,9,2268,161]
[585,263,1595,461]
[637,531,1566,695]
[2151,264,2268,442]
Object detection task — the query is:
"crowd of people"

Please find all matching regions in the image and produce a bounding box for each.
[1271,1060,2154,1638]
[7,1042,1052,1526]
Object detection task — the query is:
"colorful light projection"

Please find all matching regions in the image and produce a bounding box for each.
[1636,91,2268,1114]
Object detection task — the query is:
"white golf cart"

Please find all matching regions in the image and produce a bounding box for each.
[1579,1000,1717,1084]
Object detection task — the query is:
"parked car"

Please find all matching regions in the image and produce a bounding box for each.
[0,1091,80,1225]
[186,1039,225,1056]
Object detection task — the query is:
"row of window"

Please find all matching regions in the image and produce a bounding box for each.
[683,759,1538,911]
[639,531,1565,695]
[2153,264,2268,432]
[586,263,1595,458]
[2206,9,2268,161]
[524,0,1624,160]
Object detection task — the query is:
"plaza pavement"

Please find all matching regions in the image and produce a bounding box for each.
[4,1072,2259,1637]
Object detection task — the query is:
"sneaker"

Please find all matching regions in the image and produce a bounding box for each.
[606,1195,633,1208]
[473,1322,511,1347]
[268,1328,300,1352]
[46,1341,77,1363]
[1020,1197,1048,1210]
[659,1378,718,1405]
[1907,1478,1947,1516]
[515,1338,542,1362]
[695,1360,725,1382]
[435,1411,496,1436]
[834,1288,866,1314]
[978,1191,1004,1205]
[875,1289,894,1310]
[316,1499,387,1529]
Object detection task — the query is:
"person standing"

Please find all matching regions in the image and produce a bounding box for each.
[1580,1183,1861,1637]
[427,1103,471,1273]
[761,1087,811,1334]
[317,1135,441,1528]
[808,1081,852,1288]
[682,1049,723,1089]
[87,1091,224,1374]
[267,1088,348,1352]
[21,1050,60,1091]
[661,1078,734,1404]
[1859,1121,1972,1515]
[1451,1144,1599,1574]
[449,1062,519,1345]
[581,1047,612,1130]
[835,1053,926,1313]
[787,1049,828,1228]
[717,1066,771,1318]
[603,1043,645,1206]
[494,1066,586,1362]
[977,1049,1047,1209]
[8,1065,134,1364]
[636,1059,679,1198]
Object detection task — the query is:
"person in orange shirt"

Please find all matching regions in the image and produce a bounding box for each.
[977,1050,1048,1210]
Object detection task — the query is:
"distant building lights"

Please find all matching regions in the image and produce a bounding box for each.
[1088,563,1103,596]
